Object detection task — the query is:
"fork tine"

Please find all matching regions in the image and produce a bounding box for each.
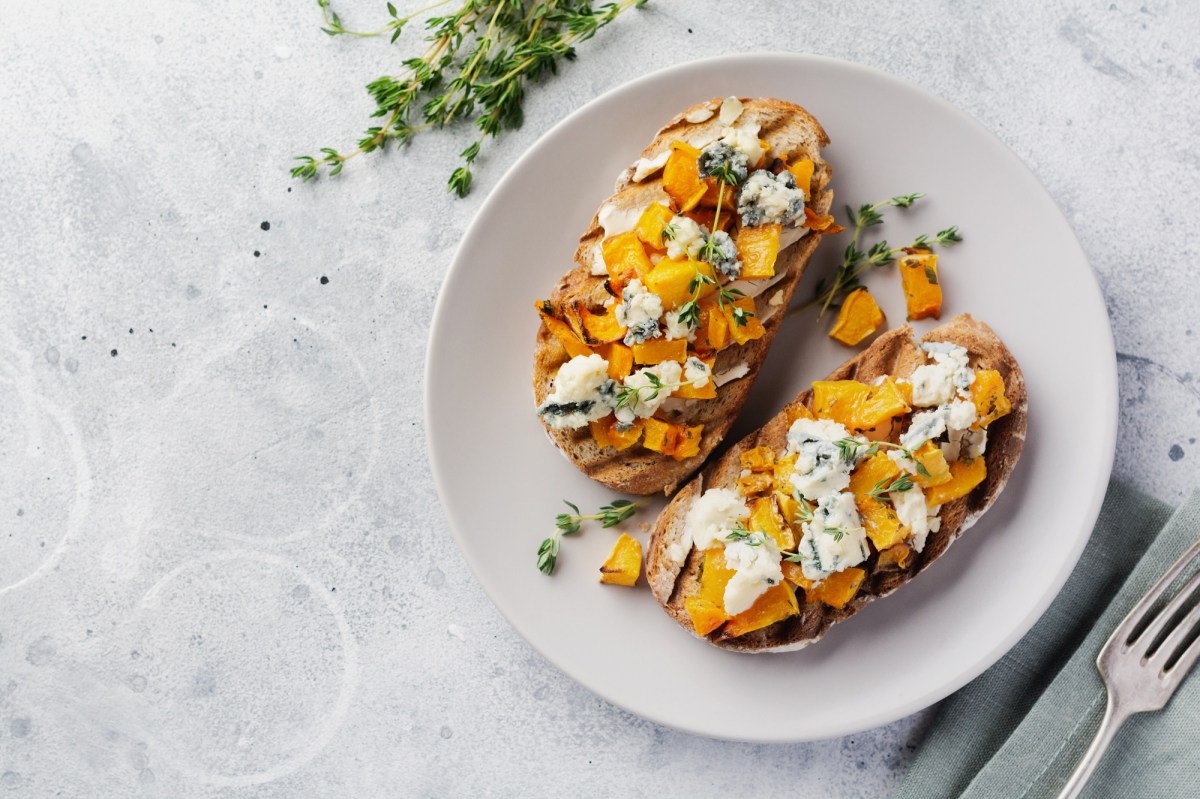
[1165,627,1200,684]
[1111,540,1200,650]
[1130,568,1200,656]
[1151,588,1200,665]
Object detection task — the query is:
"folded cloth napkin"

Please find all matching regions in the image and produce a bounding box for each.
[894,481,1200,799]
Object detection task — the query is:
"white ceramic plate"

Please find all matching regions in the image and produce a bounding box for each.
[426,54,1115,742]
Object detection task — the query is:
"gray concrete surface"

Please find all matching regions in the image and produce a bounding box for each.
[1,0,1198,796]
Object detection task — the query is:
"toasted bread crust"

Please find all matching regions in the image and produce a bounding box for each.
[533,97,833,496]
[646,314,1028,652]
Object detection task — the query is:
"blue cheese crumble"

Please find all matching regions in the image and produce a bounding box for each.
[683,356,711,388]
[723,534,784,614]
[664,215,708,261]
[796,492,870,582]
[786,417,860,501]
[737,169,805,228]
[698,141,749,185]
[705,230,741,278]
[614,360,682,425]
[537,354,616,430]
[615,278,664,346]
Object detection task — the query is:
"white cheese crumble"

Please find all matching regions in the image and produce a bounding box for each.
[718,96,744,125]
[614,360,682,425]
[631,152,670,182]
[920,341,975,400]
[684,488,748,551]
[797,492,870,582]
[589,242,607,276]
[910,361,957,406]
[685,106,715,124]
[769,290,785,307]
[683,356,711,388]
[536,354,615,430]
[891,487,929,543]
[713,363,749,387]
[899,408,948,453]
[719,125,764,168]
[663,309,697,342]
[615,278,664,346]
[786,418,857,501]
[723,534,784,615]
[737,169,805,227]
[665,215,708,261]
[917,504,943,553]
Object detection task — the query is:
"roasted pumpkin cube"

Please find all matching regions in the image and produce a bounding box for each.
[697,299,730,351]
[735,223,781,279]
[632,337,687,365]
[911,441,952,487]
[854,377,911,429]
[536,301,594,359]
[662,141,706,212]
[788,158,815,195]
[605,417,644,450]
[599,533,642,587]
[644,257,717,310]
[971,370,1012,428]
[750,496,794,550]
[634,202,675,252]
[772,453,798,494]
[602,231,654,281]
[685,596,728,636]
[811,380,873,425]
[925,456,987,506]
[723,296,766,345]
[849,453,908,550]
[807,567,866,609]
[829,288,885,347]
[683,206,734,233]
[876,543,912,572]
[740,446,776,472]
[589,418,612,448]
[579,302,626,344]
[597,342,634,380]
[737,471,773,497]
[786,402,815,425]
[899,251,942,321]
[803,206,840,233]
[672,424,704,460]
[697,546,735,607]
[674,359,717,399]
[775,490,810,536]
[642,417,680,455]
[724,583,800,638]
[781,560,814,591]
[699,176,737,210]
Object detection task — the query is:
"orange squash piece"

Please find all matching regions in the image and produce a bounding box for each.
[803,206,840,233]
[644,257,717,311]
[536,301,594,359]
[673,424,704,459]
[925,456,987,506]
[807,567,866,609]
[811,380,872,425]
[750,496,794,550]
[631,337,687,365]
[699,177,737,210]
[735,223,781,279]
[597,342,634,381]
[687,547,735,635]
[971,370,1012,429]
[737,471,773,497]
[674,358,717,399]
[602,231,654,282]
[579,302,626,344]
[829,288,885,347]
[697,299,730,351]
[786,402,815,425]
[723,296,766,345]
[662,141,707,212]
[605,417,644,450]
[854,377,911,430]
[899,251,942,320]
[849,452,908,550]
[876,543,912,571]
[787,158,815,195]
[724,583,800,638]
[685,597,728,636]
[911,441,952,488]
[599,533,642,587]
[634,202,675,252]
[781,560,814,591]
[683,206,734,233]
[641,417,678,455]
[740,446,776,472]
[588,418,612,448]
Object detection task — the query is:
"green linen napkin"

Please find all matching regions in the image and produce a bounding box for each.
[894,481,1200,799]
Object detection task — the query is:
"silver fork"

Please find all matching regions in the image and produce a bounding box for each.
[1057,539,1200,799]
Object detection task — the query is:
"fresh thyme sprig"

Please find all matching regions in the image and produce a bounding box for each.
[869,474,915,504]
[791,190,961,318]
[724,522,761,544]
[834,437,932,478]
[538,497,647,575]
[295,0,648,195]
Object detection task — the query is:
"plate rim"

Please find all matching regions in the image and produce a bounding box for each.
[425,52,1117,741]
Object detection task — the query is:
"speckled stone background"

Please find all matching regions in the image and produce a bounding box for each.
[1,1,1197,796]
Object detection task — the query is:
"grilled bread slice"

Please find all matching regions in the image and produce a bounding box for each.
[646,314,1028,652]
[533,96,834,495]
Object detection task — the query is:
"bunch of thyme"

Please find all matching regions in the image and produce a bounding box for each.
[537,498,645,575]
[797,193,962,318]
[294,0,647,195]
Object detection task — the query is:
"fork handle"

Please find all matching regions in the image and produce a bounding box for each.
[1056,693,1132,799]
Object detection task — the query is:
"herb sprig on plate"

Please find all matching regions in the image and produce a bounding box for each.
[294,0,647,195]
[537,498,646,575]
